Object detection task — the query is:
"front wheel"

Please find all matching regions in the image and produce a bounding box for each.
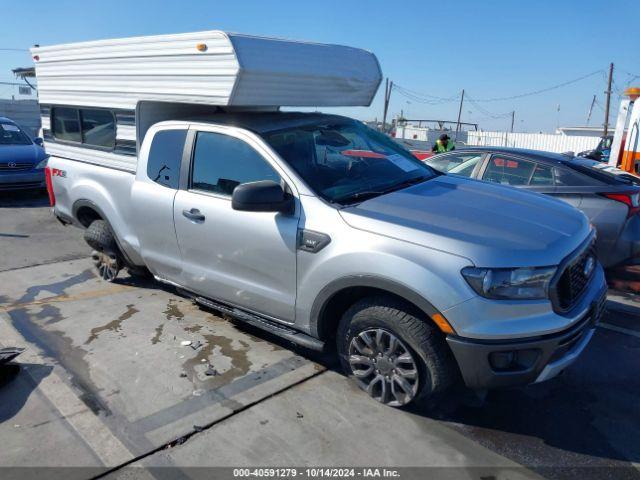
[337,296,457,407]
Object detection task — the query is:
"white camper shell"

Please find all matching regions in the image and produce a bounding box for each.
[32,30,382,171]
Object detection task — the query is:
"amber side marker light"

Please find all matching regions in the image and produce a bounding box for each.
[431,313,455,334]
[196,43,208,52]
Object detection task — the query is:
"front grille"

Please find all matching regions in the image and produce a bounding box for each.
[0,181,43,190]
[0,162,33,171]
[555,242,597,311]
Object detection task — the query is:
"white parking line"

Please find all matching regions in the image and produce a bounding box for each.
[597,322,640,339]
[0,311,135,467]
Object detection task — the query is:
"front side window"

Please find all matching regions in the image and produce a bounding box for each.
[52,107,115,148]
[191,132,281,196]
[482,155,536,186]
[0,123,31,145]
[147,129,187,189]
[262,120,436,204]
[428,153,483,177]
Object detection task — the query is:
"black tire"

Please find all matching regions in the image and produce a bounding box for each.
[84,219,117,253]
[127,265,153,279]
[337,295,457,407]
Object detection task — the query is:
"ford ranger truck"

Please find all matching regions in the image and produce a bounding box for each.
[47,112,607,407]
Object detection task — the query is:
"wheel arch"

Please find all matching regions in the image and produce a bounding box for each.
[311,276,441,343]
[73,199,106,228]
[72,199,140,268]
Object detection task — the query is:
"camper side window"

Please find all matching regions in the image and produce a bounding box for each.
[52,107,81,143]
[147,129,187,189]
[51,107,116,149]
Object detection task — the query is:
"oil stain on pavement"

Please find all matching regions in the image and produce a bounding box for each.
[85,304,139,345]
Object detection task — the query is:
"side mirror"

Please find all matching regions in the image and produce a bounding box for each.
[33,137,44,147]
[232,180,294,214]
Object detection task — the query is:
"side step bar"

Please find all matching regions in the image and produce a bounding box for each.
[194,296,325,352]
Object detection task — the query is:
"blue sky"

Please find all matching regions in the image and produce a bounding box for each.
[1,0,638,132]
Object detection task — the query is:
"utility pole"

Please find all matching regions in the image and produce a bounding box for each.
[382,79,393,131]
[455,89,465,141]
[586,94,596,124]
[604,63,614,136]
[510,111,515,133]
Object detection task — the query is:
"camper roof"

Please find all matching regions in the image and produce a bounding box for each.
[31,30,382,110]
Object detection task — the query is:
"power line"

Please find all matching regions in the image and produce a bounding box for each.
[393,70,606,108]
[0,48,29,52]
[465,94,513,119]
[392,84,460,105]
[472,70,605,102]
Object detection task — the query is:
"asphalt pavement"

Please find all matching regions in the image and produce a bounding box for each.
[0,190,638,480]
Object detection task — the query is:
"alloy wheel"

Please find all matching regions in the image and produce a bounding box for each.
[348,328,419,406]
[91,250,120,282]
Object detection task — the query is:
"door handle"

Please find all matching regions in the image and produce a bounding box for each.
[182,208,205,222]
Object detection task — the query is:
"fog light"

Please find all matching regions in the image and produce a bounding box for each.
[489,351,515,371]
[490,349,541,372]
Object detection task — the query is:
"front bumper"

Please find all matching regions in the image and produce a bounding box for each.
[447,282,607,389]
[0,170,45,190]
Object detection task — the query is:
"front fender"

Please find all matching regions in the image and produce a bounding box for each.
[295,236,476,337]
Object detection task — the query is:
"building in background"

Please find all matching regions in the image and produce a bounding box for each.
[0,67,40,138]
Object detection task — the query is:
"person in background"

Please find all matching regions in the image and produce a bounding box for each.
[432,134,455,153]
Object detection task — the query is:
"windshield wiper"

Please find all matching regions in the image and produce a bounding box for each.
[333,175,431,205]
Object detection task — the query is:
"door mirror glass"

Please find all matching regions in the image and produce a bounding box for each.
[232,180,293,213]
[33,137,44,147]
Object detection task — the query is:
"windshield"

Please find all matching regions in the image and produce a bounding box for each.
[0,123,31,146]
[263,120,436,204]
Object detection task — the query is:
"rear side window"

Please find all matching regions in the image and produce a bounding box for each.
[529,163,554,186]
[147,129,187,189]
[191,132,281,196]
[556,167,603,186]
[51,107,115,148]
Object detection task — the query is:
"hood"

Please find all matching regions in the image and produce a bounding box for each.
[339,175,590,268]
[0,143,46,164]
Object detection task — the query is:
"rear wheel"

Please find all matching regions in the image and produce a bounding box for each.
[85,220,122,282]
[337,296,457,407]
[91,250,121,282]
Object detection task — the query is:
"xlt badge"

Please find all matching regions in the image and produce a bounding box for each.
[298,229,331,253]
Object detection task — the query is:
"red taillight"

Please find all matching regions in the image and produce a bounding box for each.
[601,191,640,218]
[44,166,55,207]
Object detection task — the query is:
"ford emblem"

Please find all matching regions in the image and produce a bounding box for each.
[583,256,595,277]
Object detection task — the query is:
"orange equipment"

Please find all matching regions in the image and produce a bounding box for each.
[609,87,640,175]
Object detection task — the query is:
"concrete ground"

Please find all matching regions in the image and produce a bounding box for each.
[0,190,639,480]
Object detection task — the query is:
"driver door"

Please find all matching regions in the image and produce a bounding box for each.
[173,126,300,322]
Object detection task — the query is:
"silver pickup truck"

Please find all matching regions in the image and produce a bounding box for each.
[47,111,608,407]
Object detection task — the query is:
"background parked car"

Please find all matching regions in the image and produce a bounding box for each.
[0,117,48,191]
[424,146,640,268]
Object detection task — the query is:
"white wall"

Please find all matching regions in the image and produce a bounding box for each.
[466,131,600,154]
[395,126,469,146]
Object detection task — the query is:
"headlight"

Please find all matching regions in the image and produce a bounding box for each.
[461,266,556,300]
[35,156,49,170]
